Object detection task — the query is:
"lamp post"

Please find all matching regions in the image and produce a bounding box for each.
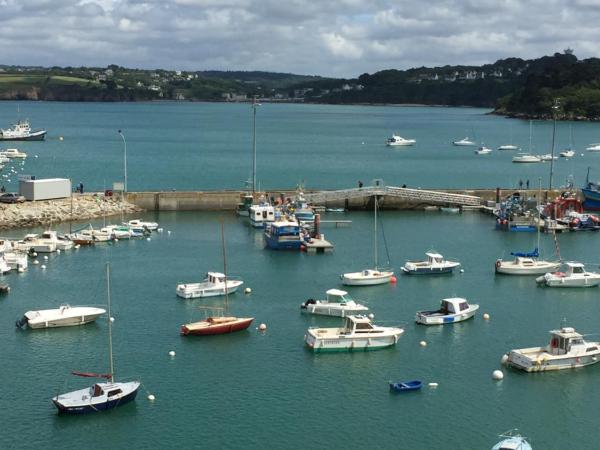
[118,130,127,193]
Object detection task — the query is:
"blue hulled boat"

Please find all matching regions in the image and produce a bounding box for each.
[264,220,304,250]
[389,380,422,392]
[582,167,600,211]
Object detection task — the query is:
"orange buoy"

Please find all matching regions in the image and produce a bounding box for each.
[390,276,397,283]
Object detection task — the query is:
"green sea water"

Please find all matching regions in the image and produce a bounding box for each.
[2,210,600,449]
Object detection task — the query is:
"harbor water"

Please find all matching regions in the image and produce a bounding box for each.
[1,102,600,448]
[1,101,600,192]
[2,210,600,448]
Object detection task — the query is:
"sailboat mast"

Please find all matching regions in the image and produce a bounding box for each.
[252,97,258,195]
[537,177,542,252]
[374,195,378,269]
[221,220,229,311]
[528,120,532,153]
[106,263,114,383]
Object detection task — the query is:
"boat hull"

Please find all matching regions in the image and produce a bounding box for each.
[304,331,403,353]
[507,350,600,372]
[0,130,46,141]
[300,305,368,317]
[401,265,458,275]
[495,261,561,275]
[176,280,243,298]
[537,277,600,287]
[53,382,139,414]
[582,188,600,211]
[415,306,478,325]
[180,317,254,336]
[264,235,302,250]
[341,271,393,286]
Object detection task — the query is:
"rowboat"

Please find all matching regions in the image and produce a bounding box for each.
[389,380,422,392]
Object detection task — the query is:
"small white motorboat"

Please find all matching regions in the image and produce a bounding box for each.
[14,234,57,253]
[102,225,132,240]
[126,219,158,231]
[415,297,478,325]
[249,203,275,228]
[81,227,111,243]
[475,146,492,154]
[300,289,369,317]
[385,134,416,146]
[512,153,541,163]
[176,271,244,299]
[39,230,74,250]
[16,305,107,329]
[402,252,460,275]
[586,143,600,152]
[497,144,520,151]
[559,149,575,158]
[536,262,600,287]
[0,148,27,158]
[539,153,557,161]
[2,251,28,270]
[452,137,476,146]
[505,326,600,372]
[492,430,532,450]
[304,315,404,352]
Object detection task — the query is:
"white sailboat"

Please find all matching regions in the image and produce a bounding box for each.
[497,123,519,150]
[52,264,140,414]
[341,196,394,286]
[495,179,561,275]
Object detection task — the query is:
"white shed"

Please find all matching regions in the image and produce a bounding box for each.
[19,178,71,201]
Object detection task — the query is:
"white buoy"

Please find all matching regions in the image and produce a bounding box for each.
[75,244,80,249]
[428,382,438,388]
[41,264,46,269]
[32,260,39,265]
[43,255,48,260]
[244,287,252,294]
[258,323,267,331]
[157,228,163,233]
[35,155,39,158]
[56,249,61,254]
[59,136,64,141]
[500,354,509,365]
[492,370,504,380]
[420,340,427,347]
[18,267,24,273]
[146,237,151,241]
[167,230,171,235]
[147,394,155,401]
[368,313,375,319]
[483,313,490,320]
[460,269,465,273]
[110,317,115,322]
[32,252,38,257]
[169,350,176,357]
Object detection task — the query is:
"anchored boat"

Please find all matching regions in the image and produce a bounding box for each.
[536,262,600,287]
[300,289,368,317]
[304,315,404,352]
[16,305,106,329]
[385,134,416,146]
[0,119,46,141]
[453,137,476,146]
[389,380,422,392]
[492,430,532,450]
[176,271,243,299]
[505,326,600,372]
[402,251,460,275]
[415,297,478,325]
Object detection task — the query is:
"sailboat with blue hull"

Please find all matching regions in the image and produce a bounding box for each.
[52,264,140,414]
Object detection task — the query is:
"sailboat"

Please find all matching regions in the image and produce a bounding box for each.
[559,125,576,158]
[180,221,254,336]
[52,264,140,414]
[236,98,260,218]
[495,179,561,275]
[497,123,519,150]
[514,120,542,163]
[341,196,395,286]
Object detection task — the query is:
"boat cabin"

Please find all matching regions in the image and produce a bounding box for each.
[343,315,376,334]
[439,298,470,314]
[266,221,300,237]
[250,204,275,223]
[564,262,587,276]
[206,272,227,284]
[547,327,589,356]
[325,289,353,304]
[426,252,444,264]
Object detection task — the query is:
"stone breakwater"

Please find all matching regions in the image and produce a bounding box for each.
[0,194,143,230]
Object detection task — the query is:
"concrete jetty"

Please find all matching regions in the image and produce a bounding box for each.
[0,194,141,230]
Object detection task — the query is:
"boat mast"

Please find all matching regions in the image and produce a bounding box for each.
[221,219,229,312]
[251,97,258,195]
[374,195,378,269]
[528,120,532,153]
[549,99,559,190]
[106,263,114,383]
[537,177,542,253]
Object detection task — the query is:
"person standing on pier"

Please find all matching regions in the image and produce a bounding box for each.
[519,179,523,189]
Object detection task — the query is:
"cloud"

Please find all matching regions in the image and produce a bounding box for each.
[1,0,599,77]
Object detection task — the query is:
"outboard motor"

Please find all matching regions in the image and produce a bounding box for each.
[301,299,316,309]
[15,316,28,329]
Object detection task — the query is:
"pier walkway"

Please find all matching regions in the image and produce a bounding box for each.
[303,186,481,207]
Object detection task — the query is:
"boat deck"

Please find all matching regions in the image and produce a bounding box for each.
[303,237,334,253]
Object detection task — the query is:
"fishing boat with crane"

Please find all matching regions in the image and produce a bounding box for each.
[0,119,46,141]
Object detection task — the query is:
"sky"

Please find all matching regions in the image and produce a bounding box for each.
[1,0,599,78]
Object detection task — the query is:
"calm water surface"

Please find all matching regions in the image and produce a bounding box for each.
[1,210,600,449]
[1,101,600,192]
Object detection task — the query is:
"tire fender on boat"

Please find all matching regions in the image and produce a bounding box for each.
[495,260,501,271]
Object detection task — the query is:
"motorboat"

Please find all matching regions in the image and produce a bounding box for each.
[505,326,600,372]
[236,193,254,217]
[126,219,158,232]
[341,196,394,286]
[39,230,74,250]
[16,305,106,329]
[389,380,422,392]
[249,203,275,228]
[103,225,133,239]
[536,262,600,287]
[176,271,243,299]
[512,153,541,163]
[586,143,600,152]
[563,211,600,231]
[2,251,28,271]
[69,233,95,246]
[13,234,56,253]
[415,297,479,325]
[0,148,27,158]
[304,314,404,352]
[81,227,111,243]
[385,134,416,146]
[559,149,575,158]
[180,313,254,336]
[300,289,369,317]
[539,154,557,161]
[52,264,140,414]
[475,146,492,154]
[0,119,46,141]
[453,137,476,146]
[492,430,532,450]
[264,220,304,250]
[0,256,10,274]
[497,144,520,151]
[402,251,460,275]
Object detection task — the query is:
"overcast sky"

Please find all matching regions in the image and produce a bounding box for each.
[1,0,598,77]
